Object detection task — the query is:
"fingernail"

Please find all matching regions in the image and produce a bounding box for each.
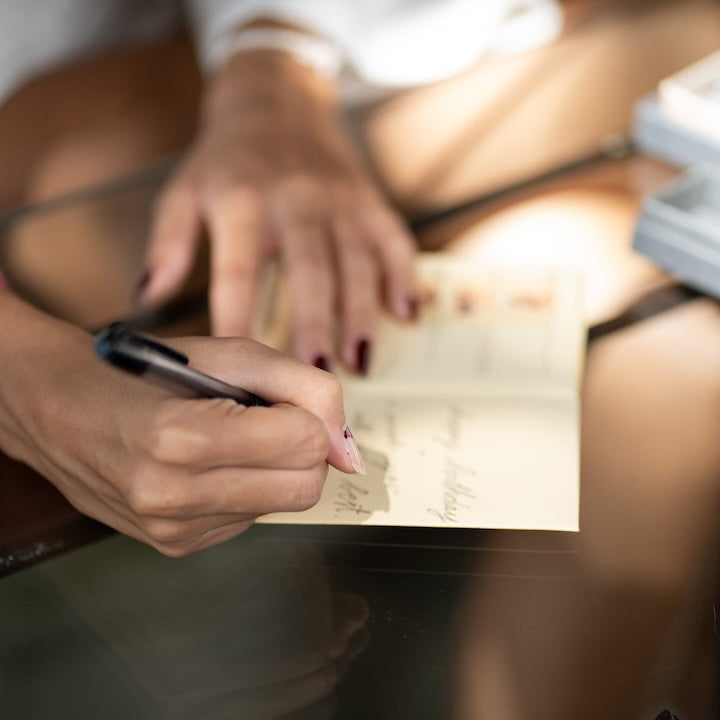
[312,355,332,373]
[655,712,680,720]
[458,291,473,314]
[355,338,371,376]
[342,424,366,475]
[407,295,419,321]
[133,270,151,304]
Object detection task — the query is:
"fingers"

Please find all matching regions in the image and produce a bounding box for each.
[128,511,256,558]
[207,185,266,337]
[41,332,364,558]
[330,192,417,373]
[134,396,335,479]
[138,400,331,473]
[140,177,202,305]
[273,177,335,368]
[363,201,419,321]
[178,333,362,474]
[124,464,328,531]
[84,397,334,556]
[332,210,380,375]
[149,169,417,375]
[121,368,361,504]
[272,182,417,375]
[139,420,333,519]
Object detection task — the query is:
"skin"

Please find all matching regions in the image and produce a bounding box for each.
[0,289,359,557]
[3,2,664,558]
[139,35,418,373]
[137,4,658,368]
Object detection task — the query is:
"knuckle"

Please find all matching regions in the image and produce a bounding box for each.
[291,412,332,466]
[276,175,325,225]
[143,518,190,547]
[218,258,256,286]
[315,372,345,412]
[365,205,412,242]
[291,241,330,273]
[388,225,415,256]
[211,181,264,215]
[155,542,193,559]
[279,173,324,204]
[339,235,375,265]
[152,184,182,216]
[125,480,169,517]
[124,472,195,520]
[319,369,344,397]
[342,284,377,320]
[328,178,361,205]
[144,412,211,467]
[286,469,327,512]
[293,317,332,346]
[152,175,195,217]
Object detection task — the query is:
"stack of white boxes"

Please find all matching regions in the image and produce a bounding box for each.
[634,51,720,298]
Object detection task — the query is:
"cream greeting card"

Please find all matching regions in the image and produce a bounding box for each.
[257,255,584,531]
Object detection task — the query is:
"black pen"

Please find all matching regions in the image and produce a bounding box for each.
[94,322,269,407]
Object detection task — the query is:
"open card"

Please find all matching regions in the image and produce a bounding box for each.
[256,254,584,531]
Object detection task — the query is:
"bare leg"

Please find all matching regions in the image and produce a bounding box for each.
[0,34,200,328]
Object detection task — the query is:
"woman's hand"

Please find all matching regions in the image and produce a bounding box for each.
[0,294,362,556]
[139,46,417,374]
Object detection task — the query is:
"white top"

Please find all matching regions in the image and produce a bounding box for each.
[0,0,562,105]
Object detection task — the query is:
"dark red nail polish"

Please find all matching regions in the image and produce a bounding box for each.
[356,338,371,376]
[133,270,151,303]
[312,355,331,372]
[407,295,420,321]
[457,292,473,314]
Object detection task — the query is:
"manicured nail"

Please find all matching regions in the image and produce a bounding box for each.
[355,338,371,376]
[407,295,420,321]
[312,355,332,372]
[342,424,366,475]
[655,712,679,720]
[457,291,473,314]
[133,270,151,304]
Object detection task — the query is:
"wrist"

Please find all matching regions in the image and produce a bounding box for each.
[206,25,343,82]
[201,18,341,122]
[0,294,89,467]
[202,46,339,127]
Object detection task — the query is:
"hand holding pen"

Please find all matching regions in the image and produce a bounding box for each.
[0,290,364,558]
[84,322,365,555]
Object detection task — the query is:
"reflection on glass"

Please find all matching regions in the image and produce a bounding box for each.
[0,533,368,719]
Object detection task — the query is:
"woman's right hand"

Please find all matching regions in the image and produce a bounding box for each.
[0,292,362,556]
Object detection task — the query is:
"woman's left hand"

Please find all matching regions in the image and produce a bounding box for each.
[139,46,417,374]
